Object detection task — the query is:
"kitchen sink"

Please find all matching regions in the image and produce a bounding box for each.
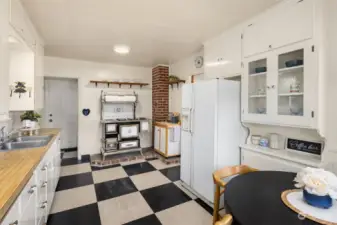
[0,135,52,151]
[1,141,49,150]
[13,135,52,143]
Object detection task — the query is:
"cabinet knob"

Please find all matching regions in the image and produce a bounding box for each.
[28,185,37,194]
[271,85,276,89]
[269,45,272,48]
[9,220,18,225]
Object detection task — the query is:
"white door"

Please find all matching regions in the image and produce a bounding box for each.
[242,52,273,124]
[271,0,313,50]
[44,78,78,149]
[154,126,160,151]
[159,127,166,154]
[242,19,273,58]
[273,41,316,128]
[192,80,217,202]
[19,195,36,225]
[180,84,193,185]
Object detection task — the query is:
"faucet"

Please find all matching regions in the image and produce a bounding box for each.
[0,126,6,144]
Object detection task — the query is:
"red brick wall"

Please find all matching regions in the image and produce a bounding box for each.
[152,65,169,122]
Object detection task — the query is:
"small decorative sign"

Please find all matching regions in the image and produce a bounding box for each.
[287,138,323,155]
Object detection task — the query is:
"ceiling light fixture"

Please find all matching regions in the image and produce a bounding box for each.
[113,45,130,55]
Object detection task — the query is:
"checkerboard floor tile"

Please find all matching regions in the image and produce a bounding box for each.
[47,155,213,225]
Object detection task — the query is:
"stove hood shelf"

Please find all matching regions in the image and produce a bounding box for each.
[90,80,149,88]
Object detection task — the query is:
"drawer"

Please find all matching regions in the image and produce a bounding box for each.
[20,172,37,213]
[119,140,139,149]
[1,197,19,225]
[105,138,118,150]
[105,124,117,133]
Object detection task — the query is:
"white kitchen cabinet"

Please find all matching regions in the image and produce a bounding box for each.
[1,135,61,225]
[241,149,314,172]
[243,0,314,58]
[242,40,317,128]
[154,123,181,157]
[204,26,242,79]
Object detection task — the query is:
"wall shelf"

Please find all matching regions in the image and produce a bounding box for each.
[90,80,149,88]
[169,80,185,89]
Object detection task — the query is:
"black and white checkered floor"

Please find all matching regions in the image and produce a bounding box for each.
[47,152,213,225]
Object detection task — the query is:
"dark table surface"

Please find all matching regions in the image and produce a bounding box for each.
[223,171,320,225]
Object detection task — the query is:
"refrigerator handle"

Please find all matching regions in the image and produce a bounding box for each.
[190,108,194,134]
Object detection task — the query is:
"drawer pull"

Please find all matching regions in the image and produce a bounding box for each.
[9,220,18,225]
[41,165,48,171]
[28,185,37,194]
[41,181,47,188]
[40,201,47,209]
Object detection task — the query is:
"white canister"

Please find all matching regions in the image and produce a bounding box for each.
[251,135,261,145]
[269,133,281,149]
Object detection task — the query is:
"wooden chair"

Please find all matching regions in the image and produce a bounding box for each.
[214,214,233,225]
[212,165,257,224]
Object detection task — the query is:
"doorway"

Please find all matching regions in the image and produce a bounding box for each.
[44,77,78,151]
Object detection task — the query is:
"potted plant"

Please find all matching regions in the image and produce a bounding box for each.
[20,111,41,129]
[294,167,337,209]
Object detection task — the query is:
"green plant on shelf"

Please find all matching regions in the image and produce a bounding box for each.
[20,111,42,122]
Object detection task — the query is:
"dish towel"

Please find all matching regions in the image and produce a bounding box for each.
[170,126,181,142]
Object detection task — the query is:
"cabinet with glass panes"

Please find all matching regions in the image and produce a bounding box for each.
[242,41,317,128]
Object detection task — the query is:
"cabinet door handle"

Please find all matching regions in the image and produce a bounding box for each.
[9,220,18,225]
[28,185,37,194]
[41,165,48,171]
[266,86,271,89]
[271,85,276,89]
[41,181,47,188]
[40,201,48,209]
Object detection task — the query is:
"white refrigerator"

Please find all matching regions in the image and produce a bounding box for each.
[180,79,246,203]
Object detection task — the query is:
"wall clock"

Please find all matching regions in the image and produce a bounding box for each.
[194,56,204,68]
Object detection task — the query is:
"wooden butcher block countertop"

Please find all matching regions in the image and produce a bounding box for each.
[155,122,181,128]
[0,128,61,222]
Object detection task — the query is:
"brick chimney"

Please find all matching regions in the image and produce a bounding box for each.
[152,65,169,123]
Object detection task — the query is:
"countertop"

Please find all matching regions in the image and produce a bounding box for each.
[240,144,322,167]
[155,122,181,128]
[0,128,61,222]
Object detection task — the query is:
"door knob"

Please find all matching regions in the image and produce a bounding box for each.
[49,119,53,122]
[49,114,53,117]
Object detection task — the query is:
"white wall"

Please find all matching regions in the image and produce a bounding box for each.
[320,0,337,172]
[44,56,152,156]
[0,0,10,121]
[169,50,204,113]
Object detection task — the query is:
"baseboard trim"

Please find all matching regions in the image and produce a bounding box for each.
[61,147,77,152]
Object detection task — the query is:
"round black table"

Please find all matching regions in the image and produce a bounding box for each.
[223,171,320,225]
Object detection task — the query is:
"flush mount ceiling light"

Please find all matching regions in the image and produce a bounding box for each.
[113,45,130,55]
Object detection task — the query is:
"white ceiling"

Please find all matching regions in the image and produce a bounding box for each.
[22,0,279,67]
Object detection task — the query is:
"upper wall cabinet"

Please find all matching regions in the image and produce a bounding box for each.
[242,40,317,128]
[243,0,314,58]
[204,26,242,79]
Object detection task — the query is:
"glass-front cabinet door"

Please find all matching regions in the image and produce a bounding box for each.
[274,41,316,127]
[242,52,272,123]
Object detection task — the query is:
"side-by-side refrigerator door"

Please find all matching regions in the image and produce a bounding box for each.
[180,84,193,186]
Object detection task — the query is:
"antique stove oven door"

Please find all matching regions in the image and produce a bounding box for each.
[119,124,139,139]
